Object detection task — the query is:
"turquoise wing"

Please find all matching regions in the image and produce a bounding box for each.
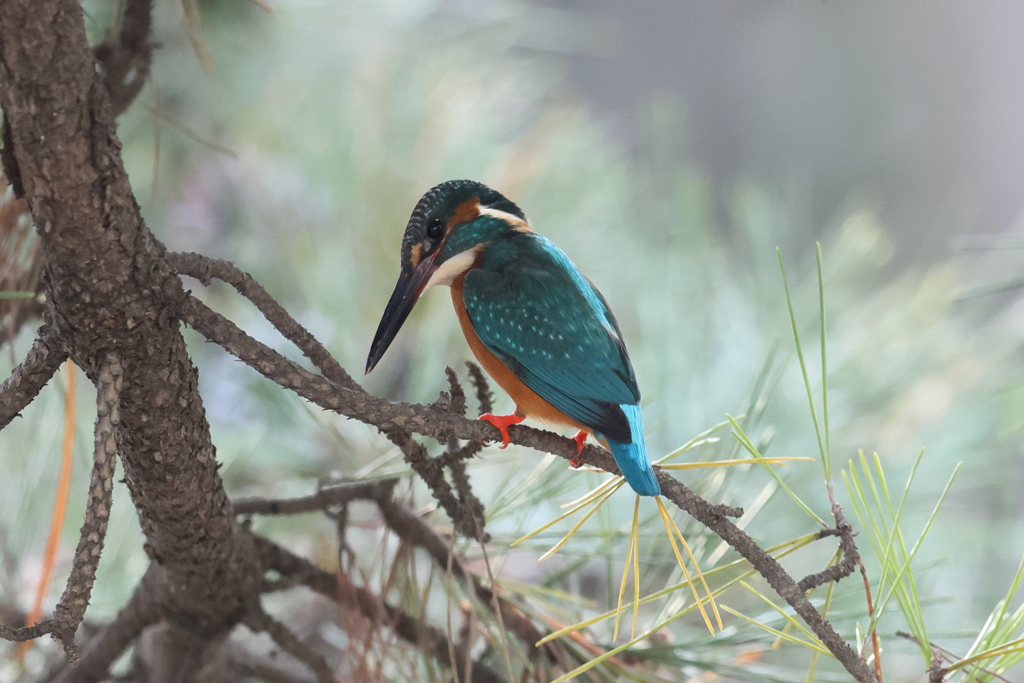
[461,234,639,443]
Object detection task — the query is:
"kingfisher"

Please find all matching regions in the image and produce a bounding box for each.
[366,180,660,497]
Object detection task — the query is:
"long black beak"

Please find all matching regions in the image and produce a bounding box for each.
[366,254,438,373]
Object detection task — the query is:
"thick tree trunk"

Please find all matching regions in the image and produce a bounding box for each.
[0,0,260,677]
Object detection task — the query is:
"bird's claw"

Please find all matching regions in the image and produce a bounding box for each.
[478,412,526,449]
[569,430,588,467]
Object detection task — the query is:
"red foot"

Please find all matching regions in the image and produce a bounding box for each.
[479,412,526,449]
[569,430,588,468]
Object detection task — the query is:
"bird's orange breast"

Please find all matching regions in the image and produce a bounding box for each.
[451,271,590,434]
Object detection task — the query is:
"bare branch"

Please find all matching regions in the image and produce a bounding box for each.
[0,326,64,430]
[47,567,163,683]
[50,352,123,660]
[251,534,508,683]
[0,619,56,642]
[798,509,859,591]
[465,361,493,415]
[237,479,561,665]
[92,0,154,117]
[244,607,335,683]
[233,479,398,516]
[167,251,359,391]
[442,366,467,416]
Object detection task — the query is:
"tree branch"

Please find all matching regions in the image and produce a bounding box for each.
[656,472,875,682]
[178,290,875,681]
[0,326,64,430]
[233,479,398,517]
[47,566,163,683]
[251,533,508,683]
[92,0,154,117]
[243,606,335,683]
[237,480,554,663]
[166,251,359,392]
[797,507,859,592]
[50,352,123,661]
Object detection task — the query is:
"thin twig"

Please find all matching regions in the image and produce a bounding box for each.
[239,482,553,664]
[51,352,123,661]
[166,251,358,391]
[896,632,1014,683]
[465,362,493,415]
[443,366,467,417]
[383,428,482,538]
[233,479,397,516]
[0,326,64,431]
[0,619,55,642]
[92,0,154,117]
[48,566,164,683]
[244,606,335,683]
[251,534,508,683]
[860,558,882,683]
[797,512,859,591]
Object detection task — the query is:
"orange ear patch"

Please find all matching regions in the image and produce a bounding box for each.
[446,198,481,232]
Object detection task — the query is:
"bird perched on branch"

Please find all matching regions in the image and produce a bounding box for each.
[366,180,660,497]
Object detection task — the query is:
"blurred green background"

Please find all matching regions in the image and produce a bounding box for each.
[4,1,1024,681]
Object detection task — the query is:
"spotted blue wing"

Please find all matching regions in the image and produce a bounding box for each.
[461,234,639,443]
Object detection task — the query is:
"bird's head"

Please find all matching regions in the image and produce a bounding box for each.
[366,179,527,373]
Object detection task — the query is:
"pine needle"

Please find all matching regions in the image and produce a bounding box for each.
[655,497,716,634]
[511,482,620,549]
[631,496,641,640]
[612,498,639,641]
[739,580,826,648]
[659,456,813,470]
[538,487,619,561]
[655,417,737,466]
[537,532,821,646]
[720,606,833,657]
[180,0,213,74]
[727,413,824,524]
[559,474,624,509]
[777,247,827,469]
[19,360,77,661]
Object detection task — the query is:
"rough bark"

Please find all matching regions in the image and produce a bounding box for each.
[0,0,261,677]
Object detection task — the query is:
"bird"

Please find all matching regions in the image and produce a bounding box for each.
[366,180,661,497]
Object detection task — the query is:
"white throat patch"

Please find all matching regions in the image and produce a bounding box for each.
[424,247,481,290]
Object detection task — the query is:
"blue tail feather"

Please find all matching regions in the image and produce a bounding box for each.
[598,404,660,497]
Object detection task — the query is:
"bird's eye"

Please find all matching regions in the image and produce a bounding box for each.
[426,218,445,239]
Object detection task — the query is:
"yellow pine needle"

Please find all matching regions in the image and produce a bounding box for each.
[559,474,624,509]
[498,579,595,608]
[511,482,620,548]
[537,531,822,646]
[739,580,826,648]
[656,417,738,465]
[552,579,751,683]
[631,497,641,640]
[659,456,814,470]
[656,497,722,629]
[944,636,1024,673]
[655,497,716,633]
[677,529,723,631]
[537,487,618,561]
[610,501,634,643]
[720,606,833,657]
